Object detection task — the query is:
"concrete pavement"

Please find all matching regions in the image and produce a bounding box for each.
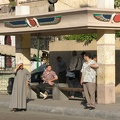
[0,94,120,120]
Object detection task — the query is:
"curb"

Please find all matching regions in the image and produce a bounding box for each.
[0,101,120,120]
[27,104,120,120]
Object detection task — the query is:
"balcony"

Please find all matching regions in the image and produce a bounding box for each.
[0,0,49,18]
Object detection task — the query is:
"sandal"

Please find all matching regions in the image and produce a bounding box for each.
[10,108,18,112]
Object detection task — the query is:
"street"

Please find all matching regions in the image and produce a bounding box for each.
[0,107,103,120]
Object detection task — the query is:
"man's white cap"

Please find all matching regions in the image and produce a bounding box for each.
[17,60,23,65]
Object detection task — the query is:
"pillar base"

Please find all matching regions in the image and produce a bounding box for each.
[97,84,115,104]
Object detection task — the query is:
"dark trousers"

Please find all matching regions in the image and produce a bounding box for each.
[71,70,81,82]
[67,77,82,97]
[58,71,66,83]
[66,70,82,97]
[36,83,51,93]
[31,83,51,97]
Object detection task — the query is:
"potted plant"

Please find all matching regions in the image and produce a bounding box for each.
[8,0,16,13]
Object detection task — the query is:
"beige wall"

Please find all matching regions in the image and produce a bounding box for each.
[49,39,120,93]
[55,0,96,11]
[0,0,9,4]
[20,0,49,14]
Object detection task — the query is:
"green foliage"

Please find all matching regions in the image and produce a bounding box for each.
[64,34,97,42]
[63,34,97,46]
[63,32,120,44]
[115,0,120,8]
[8,0,16,8]
[115,31,120,37]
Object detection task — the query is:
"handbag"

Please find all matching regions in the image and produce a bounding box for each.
[66,71,75,78]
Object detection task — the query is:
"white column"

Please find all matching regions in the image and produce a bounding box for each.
[97,30,115,104]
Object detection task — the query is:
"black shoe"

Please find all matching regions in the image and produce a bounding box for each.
[89,106,95,110]
[19,109,26,112]
[84,106,90,109]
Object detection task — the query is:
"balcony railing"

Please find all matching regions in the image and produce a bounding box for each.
[0,4,15,18]
[0,0,48,18]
